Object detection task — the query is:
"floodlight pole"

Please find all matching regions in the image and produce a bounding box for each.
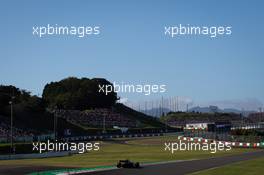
[103,114,106,134]
[54,112,56,140]
[53,106,58,141]
[9,100,14,154]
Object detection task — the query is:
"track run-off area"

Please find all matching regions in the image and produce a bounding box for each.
[0,135,263,175]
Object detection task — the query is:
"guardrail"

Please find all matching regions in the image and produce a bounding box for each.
[61,133,167,142]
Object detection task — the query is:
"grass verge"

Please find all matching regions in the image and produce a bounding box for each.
[0,136,258,168]
[190,157,264,175]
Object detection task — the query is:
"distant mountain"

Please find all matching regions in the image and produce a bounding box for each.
[140,106,256,117]
[189,106,256,116]
[189,106,215,113]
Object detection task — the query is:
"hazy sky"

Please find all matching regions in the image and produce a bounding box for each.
[1,0,264,110]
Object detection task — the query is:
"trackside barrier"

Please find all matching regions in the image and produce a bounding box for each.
[62,133,165,142]
[177,136,264,148]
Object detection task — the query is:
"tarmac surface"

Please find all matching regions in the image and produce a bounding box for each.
[0,165,68,175]
[83,150,264,175]
[0,150,263,175]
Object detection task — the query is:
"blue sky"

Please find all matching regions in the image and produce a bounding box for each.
[1,0,264,110]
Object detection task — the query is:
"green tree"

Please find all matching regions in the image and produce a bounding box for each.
[42,77,118,110]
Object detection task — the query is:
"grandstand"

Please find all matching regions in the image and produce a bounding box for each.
[0,116,34,139]
[56,108,137,128]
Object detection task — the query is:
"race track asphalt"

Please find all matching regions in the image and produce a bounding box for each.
[0,165,68,175]
[84,150,264,175]
[1,150,264,175]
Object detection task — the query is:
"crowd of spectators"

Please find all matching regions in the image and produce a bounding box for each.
[0,120,34,138]
[56,108,137,128]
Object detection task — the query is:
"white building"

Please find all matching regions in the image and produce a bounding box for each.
[185,122,214,130]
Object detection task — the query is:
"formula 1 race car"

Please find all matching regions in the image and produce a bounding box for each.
[117,159,140,168]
